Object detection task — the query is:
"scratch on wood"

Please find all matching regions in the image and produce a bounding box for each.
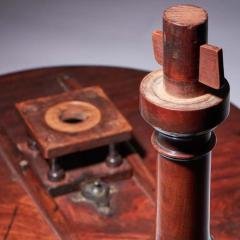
[3,206,18,240]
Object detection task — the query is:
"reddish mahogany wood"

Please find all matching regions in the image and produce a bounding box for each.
[0,127,78,240]
[156,154,211,239]
[152,131,215,240]
[199,44,225,89]
[152,30,163,65]
[63,78,156,202]
[0,66,239,240]
[163,4,208,97]
[140,78,230,134]
[16,86,132,159]
[17,140,133,197]
[141,4,231,240]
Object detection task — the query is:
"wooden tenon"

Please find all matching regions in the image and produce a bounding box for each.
[140,4,230,240]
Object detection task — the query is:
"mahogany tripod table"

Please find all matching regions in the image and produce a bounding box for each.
[0,66,239,239]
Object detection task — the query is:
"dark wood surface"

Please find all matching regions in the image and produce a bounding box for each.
[0,66,239,239]
[16,86,132,159]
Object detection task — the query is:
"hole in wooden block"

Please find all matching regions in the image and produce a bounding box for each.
[44,101,101,133]
[60,109,88,124]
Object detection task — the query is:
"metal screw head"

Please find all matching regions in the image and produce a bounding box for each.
[106,154,123,168]
[82,180,109,201]
[70,179,115,216]
[47,168,65,182]
[19,160,29,171]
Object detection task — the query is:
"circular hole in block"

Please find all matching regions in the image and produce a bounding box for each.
[45,101,101,133]
[60,110,88,124]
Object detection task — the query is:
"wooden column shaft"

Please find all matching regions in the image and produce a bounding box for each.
[153,131,214,240]
[157,154,211,240]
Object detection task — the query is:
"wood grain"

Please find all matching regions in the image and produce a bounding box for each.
[199,44,225,89]
[152,30,163,65]
[0,66,238,239]
[163,4,208,97]
[16,87,132,159]
[142,4,231,239]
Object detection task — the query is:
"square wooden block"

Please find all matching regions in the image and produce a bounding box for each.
[16,86,132,159]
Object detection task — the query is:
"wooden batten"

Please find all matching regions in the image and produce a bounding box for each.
[199,44,225,89]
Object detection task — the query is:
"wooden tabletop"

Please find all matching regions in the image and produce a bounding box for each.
[0,66,239,239]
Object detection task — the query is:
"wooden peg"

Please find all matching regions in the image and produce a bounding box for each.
[199,44,225,89]
[152,30,163,65]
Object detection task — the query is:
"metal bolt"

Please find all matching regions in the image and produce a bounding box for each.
[47,158,65,182]
[92,181,108,198]
[19,160,29,171]
[28,139,37,150]
[82,180,109,200]
[98,205,112,216]
[105,144,123,168]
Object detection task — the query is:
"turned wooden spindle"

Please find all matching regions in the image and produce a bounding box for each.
[140,4,230,240]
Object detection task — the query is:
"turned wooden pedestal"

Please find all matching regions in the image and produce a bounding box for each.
[140,4,230,240]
